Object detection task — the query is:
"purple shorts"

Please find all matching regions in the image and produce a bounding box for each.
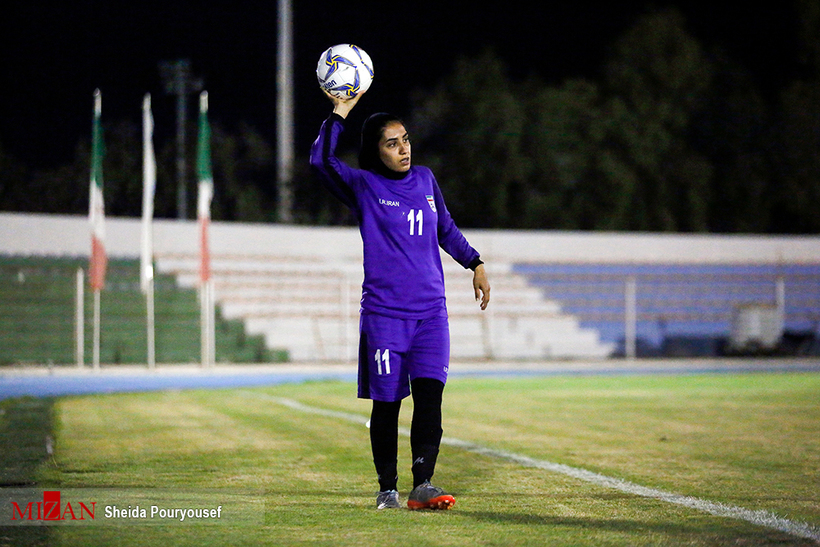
[357,311,450,402]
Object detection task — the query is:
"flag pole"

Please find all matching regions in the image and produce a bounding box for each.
[147,279,155,368]
[93,291,101,370]
[142,93,157,370]
[89,89,107,371]
[197,91,215,368]
[75,267,84,368]
[276,0,294,223]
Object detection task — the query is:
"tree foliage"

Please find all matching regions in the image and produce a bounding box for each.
[0,118,277,222]
[409,9,718,231]
[2,3,819,234]
[405,5,820,233]
[768,0,820,233]
[409,49,528,228]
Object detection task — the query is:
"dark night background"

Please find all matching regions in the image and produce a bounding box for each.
[0,2,798,167]
[0,1,814,231]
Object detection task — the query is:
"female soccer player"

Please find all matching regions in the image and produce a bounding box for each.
[310,90,490,510]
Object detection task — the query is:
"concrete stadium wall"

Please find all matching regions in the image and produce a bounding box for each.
[3,212,820,264]
[4,212,820,361]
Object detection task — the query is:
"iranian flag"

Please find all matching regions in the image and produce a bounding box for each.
[88,89,107,291]
[197,91,213,285]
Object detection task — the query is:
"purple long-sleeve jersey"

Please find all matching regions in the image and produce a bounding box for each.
[310,113,481,320]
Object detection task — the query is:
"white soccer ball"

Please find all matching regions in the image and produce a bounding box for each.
[316,44,374,100]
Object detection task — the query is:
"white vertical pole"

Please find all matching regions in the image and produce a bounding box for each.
[276,0,294,223]
[343,271,351,361]
[625,276,637,360]
[200,285,207,367]
[142,93,157,370]
[200,280,215,368]
[209,280,215,367]
[147,276,156,369]
[338,274,345,361]
[484,291,495,360]
[75,268,84,368]
[775,275,786,340]
[93,289,101,370]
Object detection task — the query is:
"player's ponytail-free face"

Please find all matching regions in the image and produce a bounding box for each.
[359,112,410,176]
[378,122,411,173]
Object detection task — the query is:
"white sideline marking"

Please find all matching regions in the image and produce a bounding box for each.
[249,393,820,543]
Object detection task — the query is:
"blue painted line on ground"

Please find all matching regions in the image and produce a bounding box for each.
[0,370,357,401]
[1,360,819,401]
[450,362,820,379]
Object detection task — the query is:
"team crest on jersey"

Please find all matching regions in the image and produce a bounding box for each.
[426,195,436,212]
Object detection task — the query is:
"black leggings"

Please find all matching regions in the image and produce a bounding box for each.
[370,377,444,491]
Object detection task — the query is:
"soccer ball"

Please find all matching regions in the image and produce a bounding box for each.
[316,44,374,99]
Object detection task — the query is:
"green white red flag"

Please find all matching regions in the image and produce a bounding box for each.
[197,91,213,284]
[88,89,107,291]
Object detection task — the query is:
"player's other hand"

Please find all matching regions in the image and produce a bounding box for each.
[473,264,490,311]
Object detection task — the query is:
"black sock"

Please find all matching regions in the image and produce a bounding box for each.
[410,378,444,488]
[370,399,401,492]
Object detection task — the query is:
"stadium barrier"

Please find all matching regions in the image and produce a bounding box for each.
[2,212,819,363]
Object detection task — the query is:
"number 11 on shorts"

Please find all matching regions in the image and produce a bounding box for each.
[374,348,391,375]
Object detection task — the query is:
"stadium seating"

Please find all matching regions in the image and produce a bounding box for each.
[514,262,820,356]
[0,256,275,365]
[153,253,615,361]
[3,213,819,363]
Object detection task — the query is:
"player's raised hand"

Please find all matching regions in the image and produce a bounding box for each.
[324,89,364,119]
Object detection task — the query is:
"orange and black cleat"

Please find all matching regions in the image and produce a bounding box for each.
[407,481,456,510]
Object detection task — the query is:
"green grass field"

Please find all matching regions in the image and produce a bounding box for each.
[3,371,819,546]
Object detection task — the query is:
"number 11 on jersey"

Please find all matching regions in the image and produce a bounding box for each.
[408,209,423,236]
